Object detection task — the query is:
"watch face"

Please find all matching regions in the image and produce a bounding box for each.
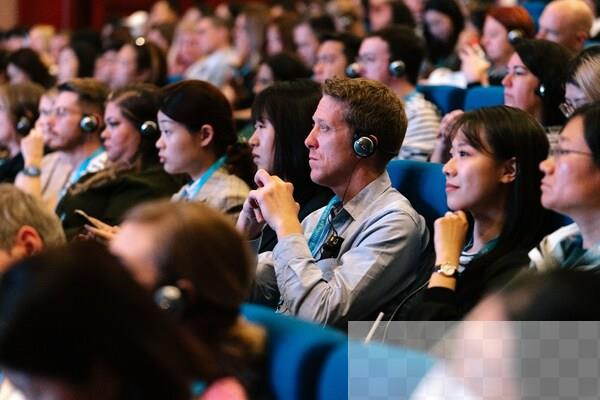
[441,263,456,276]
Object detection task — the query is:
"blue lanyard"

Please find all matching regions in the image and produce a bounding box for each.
[403,89,418,102]
[307,196,341,257]
[182,156,226,201]
[68,147,104,187]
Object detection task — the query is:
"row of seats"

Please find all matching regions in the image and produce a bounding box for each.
[242,304,435,400]
[243,160,572,399]
[416,84,505,115]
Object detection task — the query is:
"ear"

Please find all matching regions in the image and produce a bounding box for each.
[194,124,215,148]
[14,226,44,257]
[500,157,518,184]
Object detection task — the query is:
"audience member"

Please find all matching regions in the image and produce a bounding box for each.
[111,41,167,89]
[503,38,573,142]
[407,106,553,320]
[157,80,254,221]
[422,0,465,75]
[110,200,268,399]
[561,45,600,117]
[250,80,331,253]
[265,13,299,56]
[537,0,594,53]
[253,52,312,94]
[56,84,181,239]
[0,242,198,400]
[15,79,109,211]
[530,102,600,271]
[368,0,416,31]
[6,48,54,89]
[239,78,432,327]
[460,6,535,86]
[0,184,65,273]
[358,25,441,160]
[56,41,99,84]
[313,32,361,83]
[293,15,336,68]
[184,16,237,88]
[0,82,44,183]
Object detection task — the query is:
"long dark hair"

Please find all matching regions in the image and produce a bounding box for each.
[423,0,465,66]
[252,80,326,203]
[7,48,55,88]
[127,41,167,87]
[158,80,255,186]
[452,106,553,270]
[109,83,161,166]
[0,242,196,399]
[513,38,573,127]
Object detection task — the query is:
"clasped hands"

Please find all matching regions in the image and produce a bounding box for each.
[237,169,301,240]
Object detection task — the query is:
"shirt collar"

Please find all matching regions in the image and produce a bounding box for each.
[339,172,392,221]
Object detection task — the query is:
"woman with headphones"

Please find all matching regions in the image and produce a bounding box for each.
[156,80,255,222]
[110,200,269,399]
[56,84,183,240]
[0,82,44,183]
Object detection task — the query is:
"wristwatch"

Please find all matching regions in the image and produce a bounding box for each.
[434,262,458,277]
[22,165,41,177]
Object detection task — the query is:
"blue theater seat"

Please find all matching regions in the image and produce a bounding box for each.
[387,160,448,233]
[464,85,504,111]
[523,1,546,30]
[416,85,466,116]
[318,340,436,400]
[241,304,346,400]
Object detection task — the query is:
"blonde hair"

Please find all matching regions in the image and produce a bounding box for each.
[574,54,600,101]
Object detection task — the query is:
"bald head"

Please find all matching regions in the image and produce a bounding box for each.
[537,0,593,52]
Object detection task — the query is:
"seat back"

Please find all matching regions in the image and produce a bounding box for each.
[416,85,466,115]
[242,304,346,400]
[387,160,448,233]
[464,85,504,111]
[318,340,436,400]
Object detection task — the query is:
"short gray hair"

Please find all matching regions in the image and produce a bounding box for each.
[0,184,65,250]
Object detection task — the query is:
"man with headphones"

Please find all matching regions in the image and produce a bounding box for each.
[358,25,441,161]
[313,32,361,83]
[16,78,108,211]
[238,78,432,328]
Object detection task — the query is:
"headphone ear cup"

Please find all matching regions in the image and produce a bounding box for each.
[80,114,100,133]
[154,285,186,319]
[535,84,545,98]
[16,115,32,135]
[353,134,378,158]
[345,62,360,78]
[388,60,406,78]
[140,120,158,136]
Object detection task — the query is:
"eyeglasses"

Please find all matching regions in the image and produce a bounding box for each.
[550,145,593,160]
[558,98,589,118]
[52,107,83,119]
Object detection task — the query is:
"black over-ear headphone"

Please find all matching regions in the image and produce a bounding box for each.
[388,59,406,78]
[15,112,33,135]
[507,29,524,45]
[80,114,101,133]
[353,132,379,158]
[139,120,159,136]
[154,284,187,319]
[535,84,546,98]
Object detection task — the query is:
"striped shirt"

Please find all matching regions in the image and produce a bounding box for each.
[400,92,441,161]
